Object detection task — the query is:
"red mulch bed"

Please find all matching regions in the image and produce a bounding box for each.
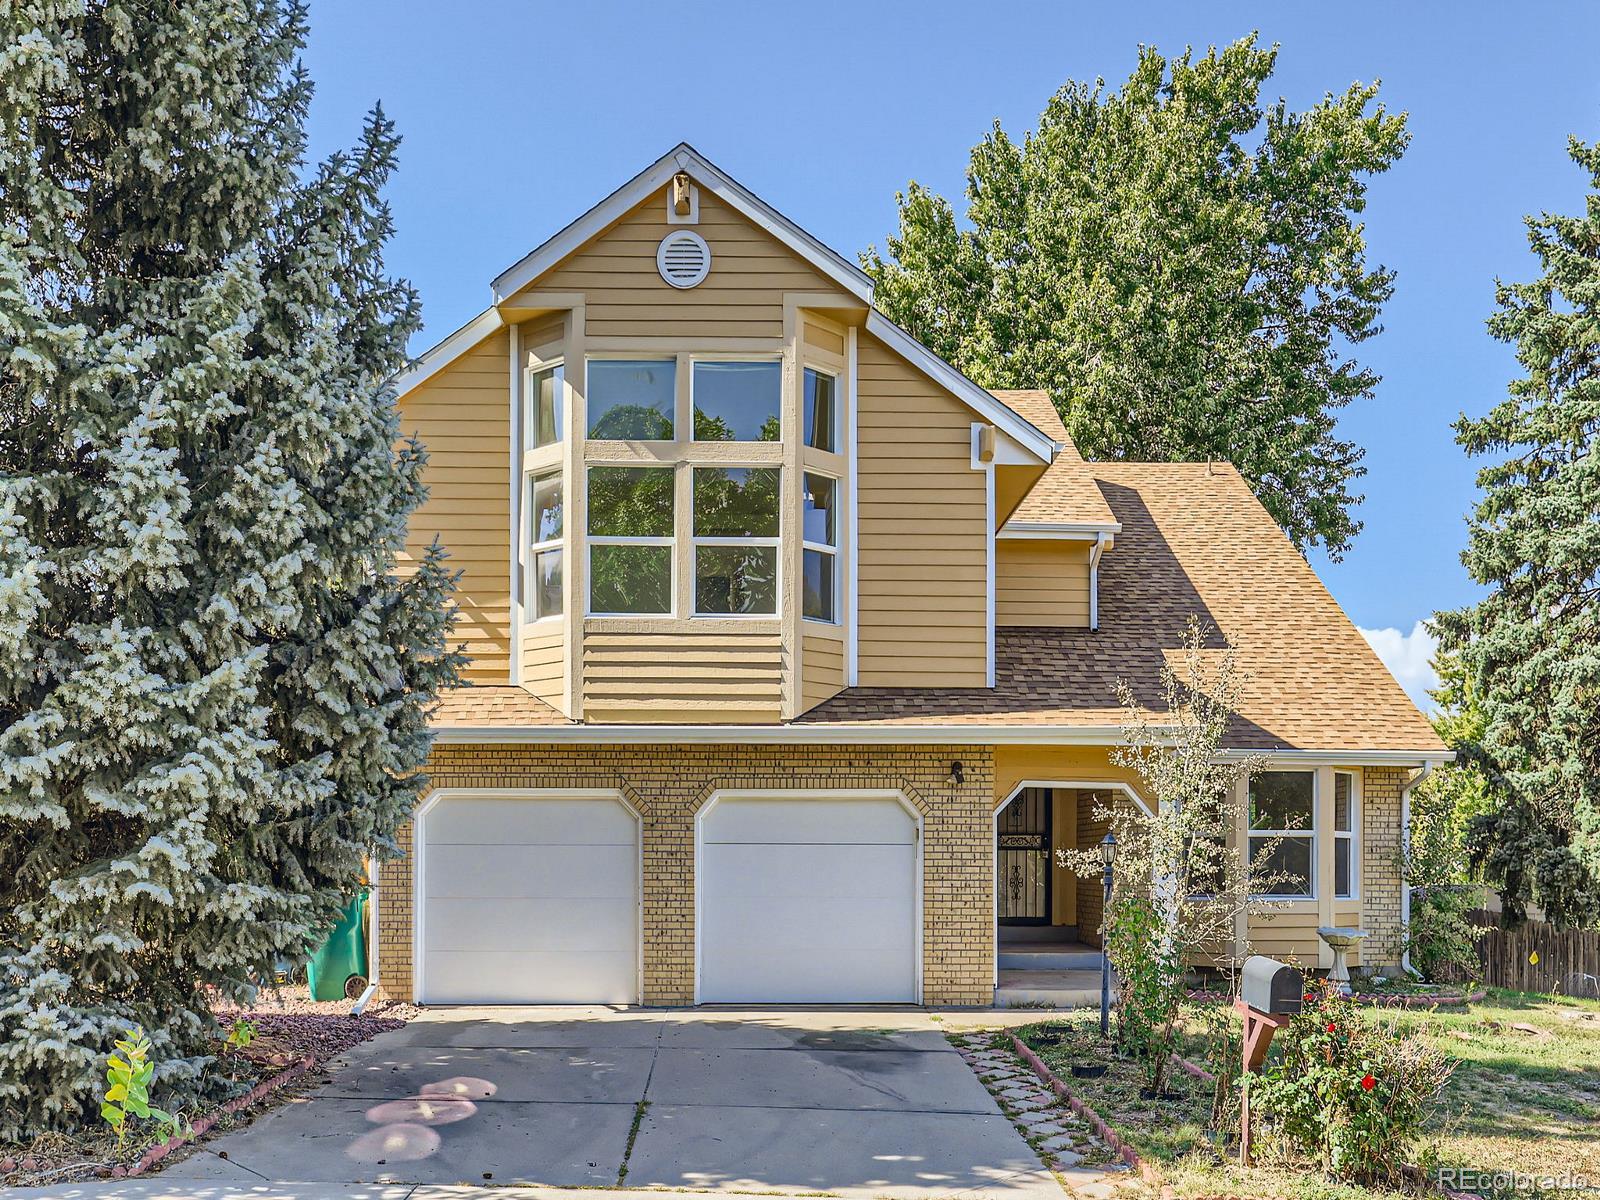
[0,988,415,1190]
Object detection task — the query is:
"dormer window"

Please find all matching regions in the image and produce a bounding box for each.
[692,360,781,441]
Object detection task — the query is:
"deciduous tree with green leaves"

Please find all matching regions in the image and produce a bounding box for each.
[0,0,462,1136]
[1436,134,1600,930]
[863,35,1408,557]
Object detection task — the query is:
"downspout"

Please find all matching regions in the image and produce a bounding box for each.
[1088,533,1108,631]
[1399,762,1432,979]
[351,852,379,1015]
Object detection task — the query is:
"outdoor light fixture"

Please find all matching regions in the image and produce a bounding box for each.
[1099,830,1117,1038]
[948,761,964,788]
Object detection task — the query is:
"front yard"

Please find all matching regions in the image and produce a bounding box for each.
[1010,987,1600,1200]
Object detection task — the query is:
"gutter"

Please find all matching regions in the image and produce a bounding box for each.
[1400,761,1433,979]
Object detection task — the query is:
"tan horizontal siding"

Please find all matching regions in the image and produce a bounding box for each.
[521,626,566,712]
[801,633,845,711]
[1248,907,1323,964]
[803,318,845,356]
[996,539,1091,628]
[855,328,987,688]
[397,329,509,683]
[582,630,785,723]
[529,189,843,342]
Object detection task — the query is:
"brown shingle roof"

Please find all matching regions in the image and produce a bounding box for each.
[801,462,1444,754]
[990,391,1119,531]
[431,685,569,728]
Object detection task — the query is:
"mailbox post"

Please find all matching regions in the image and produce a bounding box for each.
[1235,955,1303,1165]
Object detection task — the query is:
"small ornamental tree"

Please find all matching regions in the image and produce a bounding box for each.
[0,1,461,1136]
[1061,617,1284,1095]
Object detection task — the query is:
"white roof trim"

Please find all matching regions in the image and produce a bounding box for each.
[864,311,1054,463]
[491,143,872,306]
[429,722,1454,762]
[392,307,504,398]
[999,521,1122,539]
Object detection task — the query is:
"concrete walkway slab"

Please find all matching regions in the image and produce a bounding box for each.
[645,1047,997,1112]
[626,1103,1057,1199]
[319,1046,656,1103]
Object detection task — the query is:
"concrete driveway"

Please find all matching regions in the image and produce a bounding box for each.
[155,1008,1062,1199]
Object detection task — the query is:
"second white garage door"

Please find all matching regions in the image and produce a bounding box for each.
[698,794,920,1003]
[419,791,638,1005]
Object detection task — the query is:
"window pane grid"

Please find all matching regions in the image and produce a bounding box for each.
[692,466,779,616]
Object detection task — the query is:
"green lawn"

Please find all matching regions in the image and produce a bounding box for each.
[1013,987,1600,1200]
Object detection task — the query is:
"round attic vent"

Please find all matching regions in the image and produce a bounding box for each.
[657,230,711,289]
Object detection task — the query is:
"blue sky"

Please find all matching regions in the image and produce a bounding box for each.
[301,2,1600,706]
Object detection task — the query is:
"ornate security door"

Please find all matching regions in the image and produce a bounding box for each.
[997,787,1052,924]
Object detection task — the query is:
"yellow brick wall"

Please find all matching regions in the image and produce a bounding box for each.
[1360,767,1406,968]
[377,742,996,1006]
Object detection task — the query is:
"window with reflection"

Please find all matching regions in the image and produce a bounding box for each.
[693,467,779,615]
[587,359,675,439]
[587,466,674,614]
[1248,771,1315,897]
[803,368,837,452]
[526,470,564,619]
[692,361,781,442]
[801,472,838,622]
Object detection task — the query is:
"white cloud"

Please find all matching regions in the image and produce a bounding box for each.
[1358,621,1440,713]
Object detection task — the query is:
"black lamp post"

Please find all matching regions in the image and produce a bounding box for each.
[1099,830,1117,1038]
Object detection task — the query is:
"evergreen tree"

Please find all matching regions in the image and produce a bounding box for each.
[1435,134,1600,929]
[0,1,462,1135]
[863,35,1408,558]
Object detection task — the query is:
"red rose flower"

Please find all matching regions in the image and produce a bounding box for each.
[1326,1022,1337,1034]
[1304,992,1316,1003]
[1361,1073,1376,1091]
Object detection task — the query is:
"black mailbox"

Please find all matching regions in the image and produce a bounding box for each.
[1240,955,1303,1015]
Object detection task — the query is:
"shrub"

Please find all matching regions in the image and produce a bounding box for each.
[1249,982,1453,1183]
[1407,885,1489,983]
[1104,891,1177,1078]
[100,1029,181,1149]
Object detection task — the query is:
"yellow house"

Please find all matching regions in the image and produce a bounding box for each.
[375,144,1449,1007]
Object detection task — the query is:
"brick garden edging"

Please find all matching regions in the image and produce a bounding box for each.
[119,1054,317,1179]
[1186,989,1487,1009]
[1008,1033,1168,1194]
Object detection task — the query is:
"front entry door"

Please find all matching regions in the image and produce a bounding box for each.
[997,788,1052,924]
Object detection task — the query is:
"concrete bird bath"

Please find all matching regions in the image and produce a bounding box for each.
[1317,926,1368,995]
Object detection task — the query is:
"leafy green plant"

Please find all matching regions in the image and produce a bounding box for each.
[1103,891,1175,1080]
[224,1018,259,1056]
[1407,885,1489,983]
[101,1028,180,1148]
[1249,982,1453,1183]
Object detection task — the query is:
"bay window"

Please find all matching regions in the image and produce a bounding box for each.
[803,367,838,452]
[1249,771,1315,897]
[801,472,838,622]
[692,360,781,441]
[1334,771,1358,899]
[693,467,779,615]
[587,466,674,614]
[526,470,564,619]
[588,359,675,440]
[524,363,564,451]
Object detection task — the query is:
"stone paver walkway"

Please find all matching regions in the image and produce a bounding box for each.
[952,1033,1134,1200]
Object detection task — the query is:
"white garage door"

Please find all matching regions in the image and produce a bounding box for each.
[419,792,638,1004]
[698,795,919,1003]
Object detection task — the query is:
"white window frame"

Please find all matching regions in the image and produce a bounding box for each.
[524,468,564,624]
[523,359,565,453]
[803,365,841,454]
[689,356,784,443]
[585,464,676,617]
[1334,770,1360,900]
[801,469,840,625]
[690,465,780,618]
[1248,769,1318,901]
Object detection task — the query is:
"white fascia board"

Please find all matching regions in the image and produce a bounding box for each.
[392,307,505,399]
[1214,748,1458,767]
[999,522,1122,539]
[863,311,1055,464]
[491,143,873,306]
[432,722,1142,746]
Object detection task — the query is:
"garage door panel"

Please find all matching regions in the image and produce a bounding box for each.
[425,843,636,900]
[420,794,638,1004]
[699,948,917,1004]
[426,796,636,845]
[703,798,915,845]
[423,950,637,1006]
[698,796,919,1003]
[701,844,914,901]
[426,896,638,954]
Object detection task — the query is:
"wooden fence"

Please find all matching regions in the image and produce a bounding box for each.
[1471,912,1600,996]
